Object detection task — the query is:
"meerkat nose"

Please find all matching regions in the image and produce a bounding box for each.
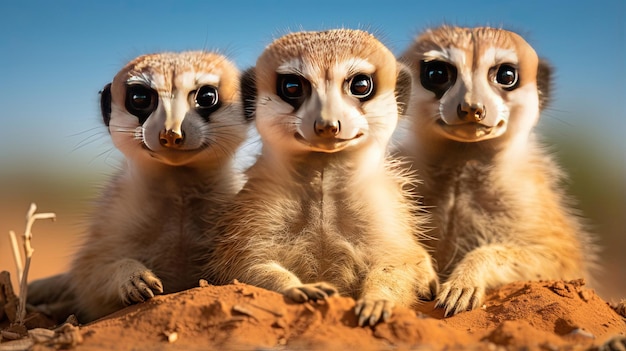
[159,129,185,148]
[314,119,341,138]
[457,102,486,122]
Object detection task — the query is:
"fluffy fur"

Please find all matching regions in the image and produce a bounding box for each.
[394,25,598,316]
[28,51,250,323]
[204,29,438,327]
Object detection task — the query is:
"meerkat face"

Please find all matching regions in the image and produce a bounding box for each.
[249,29,411,156]
[100,52,248,167]
[401,26,551,143]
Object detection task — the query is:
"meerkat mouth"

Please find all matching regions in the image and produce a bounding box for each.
[294,132,364,152]
[436,119,506,142]
[143,143,207,154]
[143,143,212,165]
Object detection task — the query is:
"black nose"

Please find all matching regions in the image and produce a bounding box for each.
[314,119,340,138]
[159,129,185,148]
[457,102,486,122]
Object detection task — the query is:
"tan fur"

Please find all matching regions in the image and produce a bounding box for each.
[28,51,249,323]
[395,26,598,316]
[204,29,438,327]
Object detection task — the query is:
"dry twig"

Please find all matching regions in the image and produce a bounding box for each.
[8,203,56,325]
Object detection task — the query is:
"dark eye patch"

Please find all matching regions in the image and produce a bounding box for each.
[276,74,310,110]
[194,85,221,119]
[420,60,457,99]
[125,84,158,124]
[348,74,374,101]
[494,64,519,90]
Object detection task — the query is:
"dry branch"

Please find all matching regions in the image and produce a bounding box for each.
[7,203,56,325]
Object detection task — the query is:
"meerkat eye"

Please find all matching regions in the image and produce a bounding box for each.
[494,64,519,90]
[125,84,158,123]
[278,74,304,99]
[195,85,219,108]
[420,60,457,99]
[277,74,310,109]
[348,74,374,101]
[194,85,220,118]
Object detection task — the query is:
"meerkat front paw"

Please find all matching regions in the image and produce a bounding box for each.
[436,278,484,317]
[119,270,164,305]
[283,282,338,303]
[416,262,440,301]
[355,298,394,327]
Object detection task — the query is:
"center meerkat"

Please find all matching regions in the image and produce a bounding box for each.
[395,25,597,316]
[204,29,438,327]
[28,51,250,323]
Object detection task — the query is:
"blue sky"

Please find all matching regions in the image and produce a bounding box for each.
[0,0,624,176]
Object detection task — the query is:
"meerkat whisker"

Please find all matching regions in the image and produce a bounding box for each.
[27,51,251,324]
[70,132,109,152]
[204,29,438,328]
[393,25,598,316]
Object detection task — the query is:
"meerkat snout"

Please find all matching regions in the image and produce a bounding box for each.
[457,102,486,122]
[25,51,251,324]
[314,119,340,138]
[395,25,596,317]
[159,129,184,148]
[206,28,438,328]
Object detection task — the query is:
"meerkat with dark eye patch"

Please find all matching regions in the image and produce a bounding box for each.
[394,25,598,316]
[203,29,439,327]
[27,51,250,323]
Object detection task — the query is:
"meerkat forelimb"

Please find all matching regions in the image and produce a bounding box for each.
[204,29,438,327]
[395,25,598,316]
[27,51,250,323]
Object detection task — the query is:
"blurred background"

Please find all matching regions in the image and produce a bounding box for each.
[1,1,624,302]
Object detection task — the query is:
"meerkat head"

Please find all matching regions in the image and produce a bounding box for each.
[99,51,249,167]
[246,29,412,157]
[400,26,551,144]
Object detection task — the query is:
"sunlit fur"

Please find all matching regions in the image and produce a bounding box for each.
[394,26,598,316]
[204,29,438,327]
[27,51,250,323]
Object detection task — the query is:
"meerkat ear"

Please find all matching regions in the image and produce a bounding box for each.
[100,83,112,127]
[240,67,256,122]
[395,62,413,116]
[537,59,553,111]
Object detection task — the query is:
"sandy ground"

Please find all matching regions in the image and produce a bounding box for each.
[1,275,625,350]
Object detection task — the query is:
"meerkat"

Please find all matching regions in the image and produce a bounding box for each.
[27,51,250,323]
[395,25,598,316]
[204,29,439,327]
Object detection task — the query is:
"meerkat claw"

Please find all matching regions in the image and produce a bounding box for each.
[284,282,338,303]
[397,25,595,325]
[356,299,394,327]
[120,270,163,305]
[437,280,485,317]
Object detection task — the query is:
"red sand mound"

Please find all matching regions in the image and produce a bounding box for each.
[2,277,625,350]
[6,279,623,350]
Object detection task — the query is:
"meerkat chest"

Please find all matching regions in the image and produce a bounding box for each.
[425,160,487,206]
[423,159,520,268]
[284,195,368,293]
[114,176,222,290]
[277,168,371,279]
[247,158,408,293]
[295,167,366,238]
